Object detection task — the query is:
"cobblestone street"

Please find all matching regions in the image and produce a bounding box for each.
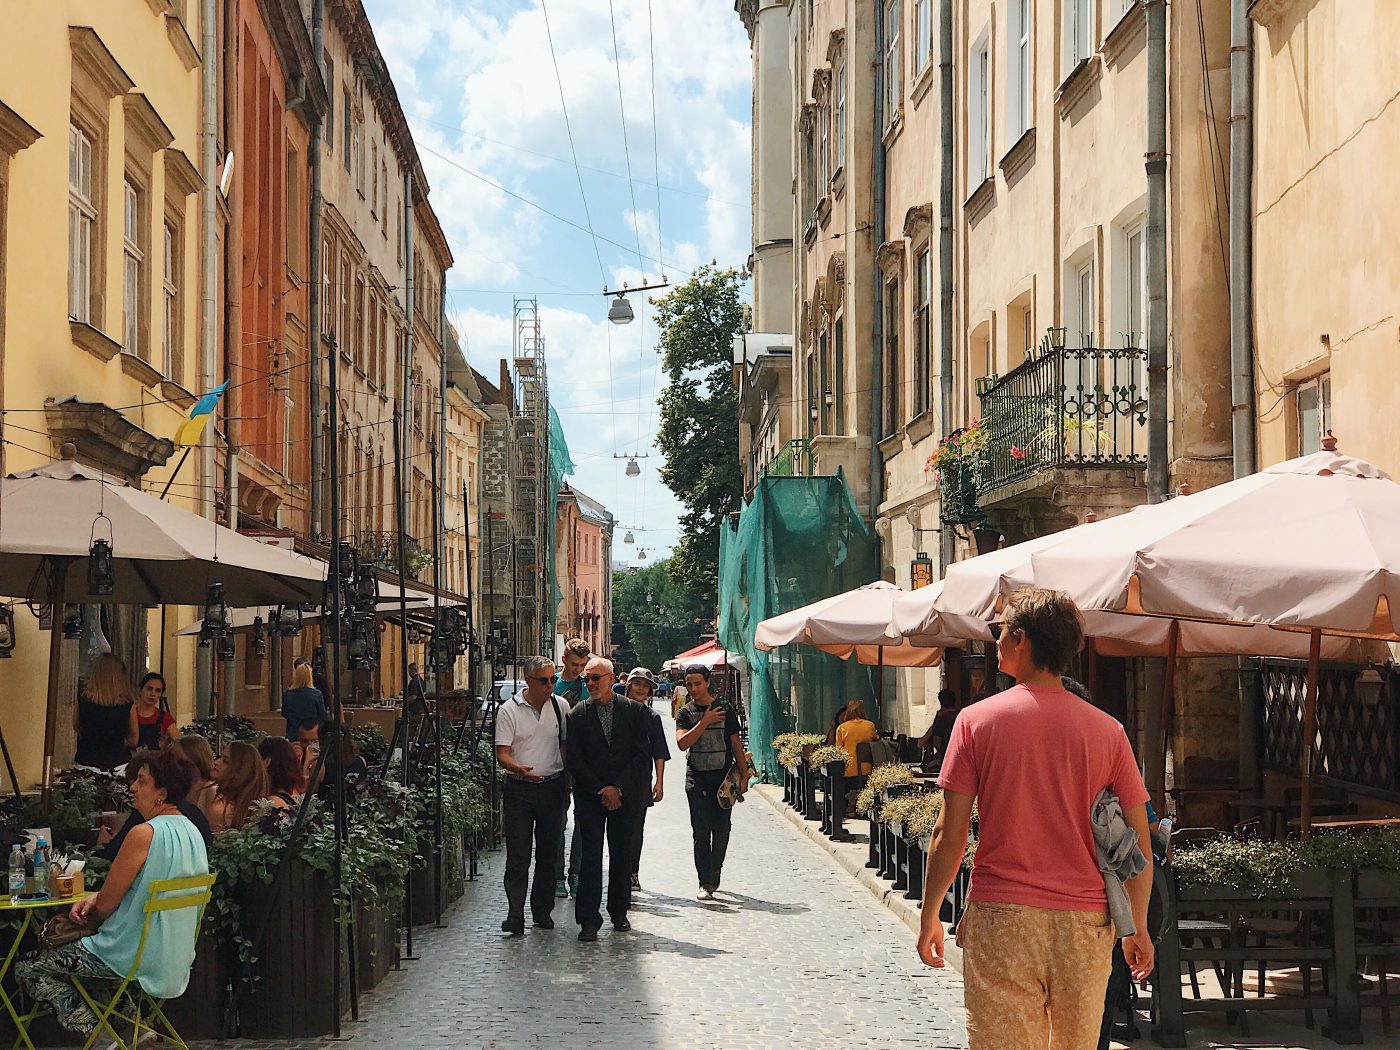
[196,713,965,1050]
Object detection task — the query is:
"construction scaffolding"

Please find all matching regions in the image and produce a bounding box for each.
[512,298,552,656]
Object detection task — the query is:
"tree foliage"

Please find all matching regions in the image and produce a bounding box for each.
[609,560,711,674]
[654,264,746,602]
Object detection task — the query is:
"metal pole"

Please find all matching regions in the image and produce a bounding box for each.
[392,407,416,959]
[430,442,444,924]
[308,0,326,537]
[199,0,218,527]
[1300,628,1322,839]
[1145,0,1170,503]
[1229,0,1256,481]
[40,558,71,795]
[939,0,957,570]
[869,0,887,522]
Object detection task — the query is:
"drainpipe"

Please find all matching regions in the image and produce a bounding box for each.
[1145,0,1169,503]
[869,0,887,526]
[403,173,415,546]
[197,0,218,714]
[222,0,239,535]
[938,0,955,572]
[309,0,325,539]
[1230,0,1261,792]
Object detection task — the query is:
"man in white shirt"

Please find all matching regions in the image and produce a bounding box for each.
[495,655,569,936]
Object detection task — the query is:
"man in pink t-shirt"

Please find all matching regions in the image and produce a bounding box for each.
[916,587,1155,1050]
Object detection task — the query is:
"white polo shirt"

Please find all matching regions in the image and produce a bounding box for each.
[494,690,567,778]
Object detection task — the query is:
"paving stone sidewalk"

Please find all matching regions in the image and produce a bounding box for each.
[195,711,967,1050]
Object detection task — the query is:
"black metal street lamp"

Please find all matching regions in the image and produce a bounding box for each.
[87,530,115,597]
[251,615,267,659]
[0,605,15,658]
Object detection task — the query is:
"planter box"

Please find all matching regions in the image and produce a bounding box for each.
[161,926,230,1040]
[1176,867,1332,904]
[1356,867,1400,901]
[355,898,399,991]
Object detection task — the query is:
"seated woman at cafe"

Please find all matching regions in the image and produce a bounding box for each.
[74,653,134,771]
[18,748,210,1041]
[129,672,177,751]
[257,736,306,809]
[916,689,961,772]
[314,721,367,797]
[824,703,849,746]
[173,733,218,814]
[97,750,213,860]
[207,740,271,833]
[835,698,880,778]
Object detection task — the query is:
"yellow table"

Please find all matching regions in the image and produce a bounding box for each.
[0,892,93,1050]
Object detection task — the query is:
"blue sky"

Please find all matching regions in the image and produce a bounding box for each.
[363,0,753,566]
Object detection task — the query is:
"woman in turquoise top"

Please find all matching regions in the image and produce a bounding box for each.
[18,748,210,1038]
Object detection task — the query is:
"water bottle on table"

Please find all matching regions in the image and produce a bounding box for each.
[32,838,49,900]
[7,844,22,903]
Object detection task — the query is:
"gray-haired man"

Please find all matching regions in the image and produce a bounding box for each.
[494,655,569,936]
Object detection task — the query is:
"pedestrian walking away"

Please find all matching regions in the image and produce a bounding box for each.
[566,657,652,940]
[623,667,670,889]
[675,664,750,901]
[494,655,569,937]
[915,587,1155,1050]
[554,637,591,899]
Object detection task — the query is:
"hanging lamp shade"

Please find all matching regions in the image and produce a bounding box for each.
[608,294,634,325]
[623,530,635,544]
[625,457,641,477]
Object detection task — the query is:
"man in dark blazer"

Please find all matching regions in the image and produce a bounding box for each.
[567,656,652,941]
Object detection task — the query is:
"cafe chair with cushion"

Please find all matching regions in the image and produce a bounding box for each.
[69,873,216,1050]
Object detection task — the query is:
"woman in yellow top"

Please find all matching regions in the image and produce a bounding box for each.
[834,698,880,777]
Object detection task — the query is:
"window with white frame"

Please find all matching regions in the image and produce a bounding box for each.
[819,100,830,190]
[1296,375,1331,456]
[1065,0,1093,71]
[162,221,178,376]
[1007,0,1032,144]
[68,124,96,323]
[968,33,991,185]
[836,62,847,163]
[834,317,846,434]
[123,180,145,357]
[914,248,931,416]
[342,90,351,171]
[883,0,901,123]
[1121,219,1145,347]
[320,237,333,333]
[370,138,378,215]
[914,0,931,76]
[802,125,816,215]
[1074,257,1095,347]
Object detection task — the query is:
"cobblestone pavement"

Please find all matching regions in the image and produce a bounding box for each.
[196,710,967,1050]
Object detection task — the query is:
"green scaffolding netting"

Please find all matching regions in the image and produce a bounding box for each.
[547,404,574,634]
[717,471,879,781]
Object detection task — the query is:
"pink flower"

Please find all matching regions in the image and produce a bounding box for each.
[1010,444,1025,460]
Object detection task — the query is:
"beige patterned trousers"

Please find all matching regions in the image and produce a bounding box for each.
[956,899,1115,1050]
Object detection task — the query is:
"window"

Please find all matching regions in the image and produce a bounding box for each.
[370,139,378,215]
[68,124,96,322]
[1122,220,1145,347]
[884,279,902,431]
[969,34,991,185]
[342,90,351,171]
[1008,0,1032,144]
[339,251,351,347]
[320,237,333,333]
[1065,0,1093,70]
[914,249,931,416]
[1074,258,1095,347]
[324,54,334,149]
[805,347,816,438]
[802,127,815,216]
[162,221,179,376]
[819,102,830,190]
[354,116,365,196]
[835,63,847,164]
[914,0,931,76]
[381,161,389,234]
[285,145,299,271]
[122,179,145,357]
[818,329,830,433]
[883,0,901,123]
[834,316,846,434]
[284,394,294,476]
[1296,376,1331,456]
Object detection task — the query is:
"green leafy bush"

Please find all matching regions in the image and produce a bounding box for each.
[1173,830,1400,898]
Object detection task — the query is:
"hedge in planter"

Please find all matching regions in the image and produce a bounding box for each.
[855,763,916,818]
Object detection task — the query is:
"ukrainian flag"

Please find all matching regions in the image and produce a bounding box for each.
[174,381,229,446]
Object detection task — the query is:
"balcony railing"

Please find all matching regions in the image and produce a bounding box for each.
[765,438,814,479]
[936,435,988,528]
[977,337,1147,492]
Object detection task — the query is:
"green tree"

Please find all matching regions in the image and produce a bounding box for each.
[654,264,746,601]
[610,560,711,673]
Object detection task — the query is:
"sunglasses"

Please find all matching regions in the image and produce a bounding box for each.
[584,673,612,683]
[525,675,553,685]
[990,624,1022,641]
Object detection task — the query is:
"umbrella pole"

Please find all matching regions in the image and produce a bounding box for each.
[876,646,884,731]
[392,407,416,960]
[41,557,71,796]
[1300,627,1322,839]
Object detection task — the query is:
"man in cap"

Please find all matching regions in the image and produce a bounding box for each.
[623,667,670,890]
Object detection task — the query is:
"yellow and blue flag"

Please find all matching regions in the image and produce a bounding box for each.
[174,381,228,447]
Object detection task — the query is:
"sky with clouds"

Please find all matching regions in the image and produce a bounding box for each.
[362,0,753,567]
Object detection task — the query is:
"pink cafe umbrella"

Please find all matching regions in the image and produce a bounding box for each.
[1030,440,1400,832]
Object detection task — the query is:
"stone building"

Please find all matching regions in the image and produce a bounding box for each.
[555,485,614,658]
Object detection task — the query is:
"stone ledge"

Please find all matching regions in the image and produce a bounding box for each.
[70,320,122,363]
[755,784,965,973]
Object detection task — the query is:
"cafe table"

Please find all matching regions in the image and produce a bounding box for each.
[1287,816,1400,832]
[0,891,93,1050]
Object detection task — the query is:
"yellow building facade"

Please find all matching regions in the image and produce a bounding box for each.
[0,4,207,785]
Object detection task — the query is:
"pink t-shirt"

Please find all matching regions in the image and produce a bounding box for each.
[939,683,1150,912]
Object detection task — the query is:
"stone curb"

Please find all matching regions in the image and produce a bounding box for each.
[754,783,964,974]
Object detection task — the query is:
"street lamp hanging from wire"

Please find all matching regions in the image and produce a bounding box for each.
[601,278,670,326]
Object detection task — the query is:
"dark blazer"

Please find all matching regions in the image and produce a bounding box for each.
[567,697,652,812]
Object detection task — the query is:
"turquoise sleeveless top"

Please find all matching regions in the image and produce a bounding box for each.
[84,813,210,999]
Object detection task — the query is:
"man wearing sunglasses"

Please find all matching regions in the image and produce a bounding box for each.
[494,656,569,937]
[566,657,652,941]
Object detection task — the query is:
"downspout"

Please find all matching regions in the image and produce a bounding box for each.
[308,0,325,538]
[402,174,415,541]
[197,0,218,714]
[222,0,239,722]
[869,0,887,525]
[938,0,955,572]
[1145,0,1169,503]
[1230,0,1261,792]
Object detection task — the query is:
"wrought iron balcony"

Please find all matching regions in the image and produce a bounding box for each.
[977,336,1147,493]
[765,438,814,479]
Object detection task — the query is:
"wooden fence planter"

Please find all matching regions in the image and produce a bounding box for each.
[799,759,821,822]
[1353,868,1400,1029]
[355,898,400,991]
[783,766,795,806]
[819,760,852,841]
[160,926,230,1040]
[1154,867,1360,1049]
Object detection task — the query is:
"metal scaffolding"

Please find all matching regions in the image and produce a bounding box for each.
[512,298,551,656]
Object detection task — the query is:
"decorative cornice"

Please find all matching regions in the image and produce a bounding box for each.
[825,250,846,290]
[902,203,933,243]
[825,28,846,64]
[70,320,122,363]
[163,147,201,197]
[1248,0,1294,26]
[799,101,816,131]
[44,397,174,480]
[1055,56,1103,119]
[810,66,831,102]
[999,127,1037,183]
[876,238,907,277]
[0,99,41,158]
[1103,2,1146,66]
[164,13,200,71]
[119,351,164,389]
[68,26,136,99]
[158,380,196,411]
[123,94,175,151]
[964,177,995,224]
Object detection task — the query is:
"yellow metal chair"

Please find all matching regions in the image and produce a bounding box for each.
[62,873,216,1050]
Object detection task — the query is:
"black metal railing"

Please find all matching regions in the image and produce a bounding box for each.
[936,432,988,528]
[977,337,1147,491]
